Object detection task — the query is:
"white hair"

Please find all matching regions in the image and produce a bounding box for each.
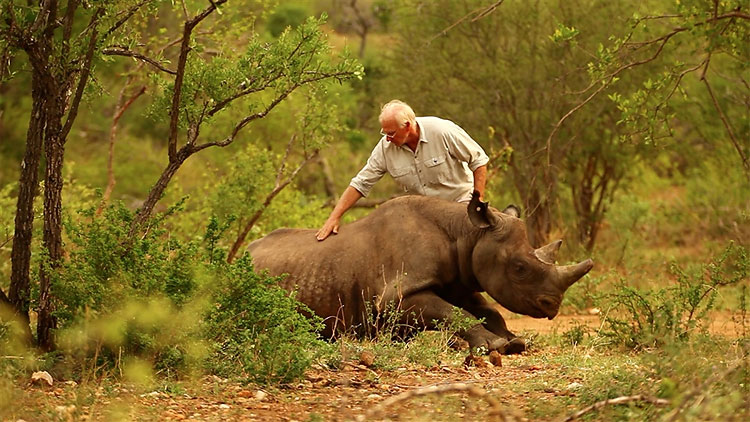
[379,99,416,128]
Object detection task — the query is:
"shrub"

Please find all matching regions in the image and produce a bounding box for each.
[601,242,749,349]
[203,254,325,385]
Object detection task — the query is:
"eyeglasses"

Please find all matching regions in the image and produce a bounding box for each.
[380,127,399,138]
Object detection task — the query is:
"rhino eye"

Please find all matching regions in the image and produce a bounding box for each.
[513,262,527,276]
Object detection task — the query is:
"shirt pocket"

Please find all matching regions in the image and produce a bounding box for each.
[390,166,417,192]
[423,154,448,184]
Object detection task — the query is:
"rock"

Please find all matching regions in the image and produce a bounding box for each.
[237,390,254,398]
[31,371,54,387]
[359,350,376,367]
[489,351,503,367]
[566,382,583,390]
[254,390,267,401]
[463,354,488,368]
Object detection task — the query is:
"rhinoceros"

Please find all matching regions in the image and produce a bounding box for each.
[248,192,593,354]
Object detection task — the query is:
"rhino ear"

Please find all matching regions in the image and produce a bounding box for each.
[468,190,499,228]
[501,204,521,218]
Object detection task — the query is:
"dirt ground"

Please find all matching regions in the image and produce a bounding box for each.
[504,309,744,337]
[10,356,569,422]
[7,310,745,422]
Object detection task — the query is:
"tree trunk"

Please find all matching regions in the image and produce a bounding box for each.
[8,69,47,345]
[131,155,188,236]
[524,191,552,249]
[37,99,66,352]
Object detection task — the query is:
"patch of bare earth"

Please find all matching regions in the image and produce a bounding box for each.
[503,309,745,337]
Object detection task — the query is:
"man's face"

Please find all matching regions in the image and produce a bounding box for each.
[380,119,410,147]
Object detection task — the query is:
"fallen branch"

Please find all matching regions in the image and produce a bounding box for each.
[357,382,513,422]
[560,395,670,422]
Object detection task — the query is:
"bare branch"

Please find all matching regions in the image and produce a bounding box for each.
[471,0,505,22]
[702,70,750,179]
[102,47,178,75]
[545,28,680,167]
[97,83,146,215]
[61,7,105,140]
[226,137,320,263]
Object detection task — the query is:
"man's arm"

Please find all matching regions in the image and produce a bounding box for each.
[472,165,487,200]
[316,186,363,241]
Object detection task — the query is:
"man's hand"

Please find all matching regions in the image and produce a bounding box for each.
[316,216,341,241]
[316,186,363,241]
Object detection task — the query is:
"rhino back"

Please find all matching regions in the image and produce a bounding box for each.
[247,196,469,328]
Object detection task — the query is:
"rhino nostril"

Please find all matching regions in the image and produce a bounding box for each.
[538,297,558,311]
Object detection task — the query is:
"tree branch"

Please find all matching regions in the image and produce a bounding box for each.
[97,83,146,215]
[102,0,151,41]
[702,69,750,178]
[194,71,356,152]
[545,28,680,167]
[226,137,320,263]
[102,47,178,75]
[61,0,80,58]
[207,72,284,116]
[61,7,105,141]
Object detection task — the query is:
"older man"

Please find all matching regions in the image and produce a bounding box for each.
[316,100,489,240]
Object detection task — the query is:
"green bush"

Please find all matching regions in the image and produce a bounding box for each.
[54,201,200,328]
[203,254,325,385]
[601,242,749,349]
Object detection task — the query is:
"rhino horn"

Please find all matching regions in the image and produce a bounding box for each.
[534,239,562,264]
[467,190,499,228]
[558,259,594,289]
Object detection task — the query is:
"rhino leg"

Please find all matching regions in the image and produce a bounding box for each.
[459,293,526,355]
[397,290,516,354]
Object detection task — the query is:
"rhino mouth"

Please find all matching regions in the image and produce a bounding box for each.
[534,296,561,320]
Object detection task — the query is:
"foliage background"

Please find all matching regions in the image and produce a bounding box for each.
[0,1,748,419]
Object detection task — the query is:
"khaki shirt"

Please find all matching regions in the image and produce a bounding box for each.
[350,116,489,203]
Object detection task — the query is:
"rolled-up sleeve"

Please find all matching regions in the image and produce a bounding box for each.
[349,140,387,197]
[444,122,489,171]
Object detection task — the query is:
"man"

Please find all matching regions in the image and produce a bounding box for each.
[316,100,489,240]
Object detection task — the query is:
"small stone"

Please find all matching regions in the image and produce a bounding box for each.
[31,371,54,387]
[366,394,382,400]
[566,382,583,390]
[463,354,488,368]
[237,390,253,398]
[489,351,503,367]
[254,390,267,401]
[219,403,230,410]
[359,350,376,367]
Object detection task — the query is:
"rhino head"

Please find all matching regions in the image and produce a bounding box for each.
[468,192,593,320]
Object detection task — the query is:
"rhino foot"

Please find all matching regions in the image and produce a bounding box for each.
[505,337,526,355]
[476,337,526,355]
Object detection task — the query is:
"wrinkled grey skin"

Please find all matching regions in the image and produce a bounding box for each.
[248,192,593,354]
